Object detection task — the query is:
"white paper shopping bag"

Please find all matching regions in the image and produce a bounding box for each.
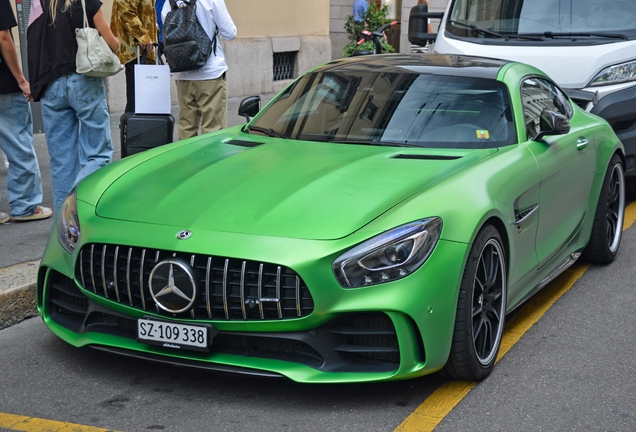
[134,62,171,114]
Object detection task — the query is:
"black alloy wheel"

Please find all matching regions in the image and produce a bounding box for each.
[443,224,507,381]
[582,153,625,264]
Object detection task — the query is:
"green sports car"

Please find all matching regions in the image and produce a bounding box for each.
[38,54,625,383]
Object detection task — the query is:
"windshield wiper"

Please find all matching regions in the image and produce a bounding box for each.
[449,20,504,38]
[526,32,628,40]
[449,20,543,41]
[246,125,289,139]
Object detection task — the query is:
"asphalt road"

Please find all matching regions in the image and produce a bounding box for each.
[0,316,445,431]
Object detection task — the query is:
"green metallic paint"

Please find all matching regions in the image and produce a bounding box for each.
[94,137,497,240]
[36,56,625,383]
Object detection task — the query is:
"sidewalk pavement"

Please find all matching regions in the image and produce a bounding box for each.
[0,92,276,330]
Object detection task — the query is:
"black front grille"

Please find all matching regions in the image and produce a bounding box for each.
[612,119,636,132]
[49,270,90,332]
[75,244,314,321]
[45,269,401,373]
[331,313,400,364]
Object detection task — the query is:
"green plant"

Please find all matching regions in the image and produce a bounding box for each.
[342,2,395,57]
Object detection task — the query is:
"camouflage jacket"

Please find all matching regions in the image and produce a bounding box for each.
[110,0,157,64]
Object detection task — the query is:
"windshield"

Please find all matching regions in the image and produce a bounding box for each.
[247,70,515,149]
[447,0,636,36]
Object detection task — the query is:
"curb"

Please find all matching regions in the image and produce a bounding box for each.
[0,261,39,330]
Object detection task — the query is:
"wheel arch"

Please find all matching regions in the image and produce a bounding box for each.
[471,216,511,277]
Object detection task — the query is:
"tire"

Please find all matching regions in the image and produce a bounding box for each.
[442,224,507,381]
[582,154,625,264]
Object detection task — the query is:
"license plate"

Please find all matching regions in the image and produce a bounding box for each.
[137,318,210,352]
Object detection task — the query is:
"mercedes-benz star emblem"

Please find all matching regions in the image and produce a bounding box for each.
[176,230,192,240]
[149,259,198,313]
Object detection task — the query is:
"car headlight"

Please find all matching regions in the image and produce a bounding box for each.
[590,60,636,87]
[333,218,442,288]
[57,190,80,254]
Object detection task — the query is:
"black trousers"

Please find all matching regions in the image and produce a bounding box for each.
[124,59,138,113]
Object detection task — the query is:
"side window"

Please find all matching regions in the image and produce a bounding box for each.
[521,77,569,139]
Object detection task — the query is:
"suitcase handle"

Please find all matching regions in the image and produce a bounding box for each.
[138,43,163,65]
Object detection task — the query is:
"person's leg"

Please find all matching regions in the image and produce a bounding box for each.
[197,75,227,134]
[40,75,81,213]
[0,92,43,217]
[176,80,201,139]
[125,59,136,113]
[68,73,113,186]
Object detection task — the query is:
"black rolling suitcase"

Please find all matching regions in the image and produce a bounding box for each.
[120,45,175,158]
[120,112,175,157]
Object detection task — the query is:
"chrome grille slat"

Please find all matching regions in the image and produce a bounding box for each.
[101,245,108,298]
[276,266,282,319]
[258,263,264,320]
[79,249,85,288]
[240,261,247,320]
[223,259,229,319]
[75,244,314,321]
[295,275,301,317]
[90,245,96,293]
[140,249,147,310]
[113,246,121,302]
[154,252,161,314]
[205,257,212,319]
[126,247,133,306]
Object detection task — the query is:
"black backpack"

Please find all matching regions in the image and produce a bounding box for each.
[162,0,217,72]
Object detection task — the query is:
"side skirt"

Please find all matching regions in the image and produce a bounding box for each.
[507,250,582,314]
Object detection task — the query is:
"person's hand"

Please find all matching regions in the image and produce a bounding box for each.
[140,41,154,52]
[18,80,32,102]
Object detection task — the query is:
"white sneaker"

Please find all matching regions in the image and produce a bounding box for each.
[0,212,9,224]
[11,205,53,222]
[1,152,7,169]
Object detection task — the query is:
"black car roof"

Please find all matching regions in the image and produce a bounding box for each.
[317,53,509,80]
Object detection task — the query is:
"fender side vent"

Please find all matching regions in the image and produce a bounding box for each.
[226,139,265,147]
[392,154,462,160]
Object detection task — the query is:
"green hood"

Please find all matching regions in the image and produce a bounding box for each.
[96,137,494,240]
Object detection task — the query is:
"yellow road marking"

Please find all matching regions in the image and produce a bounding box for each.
[396,199,636,432]
[0,413,119,432]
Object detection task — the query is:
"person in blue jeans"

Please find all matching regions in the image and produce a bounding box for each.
[0,0,52,224]
[27,0,119,212]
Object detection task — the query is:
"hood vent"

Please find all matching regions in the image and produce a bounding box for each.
[392,154,462,160]
[225,139,265,147]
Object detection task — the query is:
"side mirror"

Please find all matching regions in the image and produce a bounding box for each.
[408,4,444,46]
[238,95,261,122]
[534,109,571,141]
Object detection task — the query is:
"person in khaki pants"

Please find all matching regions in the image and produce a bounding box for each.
[161,0,236,139]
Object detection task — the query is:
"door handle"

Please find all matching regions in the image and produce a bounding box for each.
[576,138,589,152]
